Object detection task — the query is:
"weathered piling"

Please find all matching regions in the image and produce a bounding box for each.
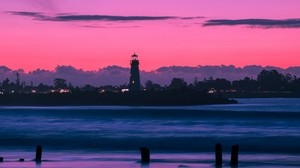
[140,147,150,164]
[35,145,42,162]
[19,158,25,162]
[0,157,3,162]
[230,145,239,166]
[215,143,222,166]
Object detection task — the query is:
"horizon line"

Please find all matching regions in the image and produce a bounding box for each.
[1,64,299,73]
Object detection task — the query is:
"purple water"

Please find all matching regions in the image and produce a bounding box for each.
[0,98,300,167]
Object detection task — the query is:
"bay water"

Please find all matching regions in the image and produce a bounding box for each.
[0,98,300,167]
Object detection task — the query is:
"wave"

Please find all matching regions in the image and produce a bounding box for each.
[1,108,300,121]
[1,136,300,154]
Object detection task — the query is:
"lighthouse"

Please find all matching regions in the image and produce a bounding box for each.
[129,53,141,92]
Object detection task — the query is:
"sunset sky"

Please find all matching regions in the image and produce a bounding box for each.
[1,0,300,72]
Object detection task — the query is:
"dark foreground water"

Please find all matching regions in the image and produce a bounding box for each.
[0,98,300,168]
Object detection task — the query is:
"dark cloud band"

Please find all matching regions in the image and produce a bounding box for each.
[8,11,41,16]
[6,11,176,22]
[203,18,300,28]
[54,15,175,21]
[9,11,299,29]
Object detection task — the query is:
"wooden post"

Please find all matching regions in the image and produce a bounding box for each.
[230,145,239,166]
[140,147,150,164]
[0,157,3,162]
[215,143,222,166]
[19,158,25,162]
[35,145,42,162]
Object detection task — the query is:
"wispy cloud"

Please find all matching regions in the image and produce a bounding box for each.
[6,11,205,23]
[180,16,205,20]
[6,11,48,20]
[7,11,177,22]
[82,25,140,29]
[8,11,43,17]
[203,18,300,28]
[53,15,176,21]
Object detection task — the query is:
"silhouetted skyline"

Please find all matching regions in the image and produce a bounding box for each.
[0,64,300,86]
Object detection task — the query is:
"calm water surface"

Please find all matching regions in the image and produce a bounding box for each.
[0,98,300,167]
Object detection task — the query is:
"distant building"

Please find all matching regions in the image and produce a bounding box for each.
[129,53,141,92]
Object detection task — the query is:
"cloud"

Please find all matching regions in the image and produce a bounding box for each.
[9,11,299,29]
[0,66,12,73]
[55,65,83,75]
[2,65,299,86]
[180,16,205,20]
[7,11,176,22]
[7,11,205,23]
[53,15,176,21]
[7,11,43,17]
[6,11,48,20]
[203,18,300,28]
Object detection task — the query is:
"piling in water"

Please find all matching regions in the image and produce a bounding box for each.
[215,143,222,166]
[0,157,3,162]
[35,145,42,162]
[230,145,239,166]
[19,158,25,162]
[140,147,150,164]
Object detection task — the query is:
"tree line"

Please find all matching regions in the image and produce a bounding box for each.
[1,69,300,94]
[146,69,300,93]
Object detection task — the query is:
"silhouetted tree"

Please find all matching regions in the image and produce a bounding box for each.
[145,80,161,91]
[82,84,96,92]
[232,77,258,91]
[285,75,300,92]
[68,82,75,91]
[37,83,51,92]
[168,78,187,91]
[213,78,231,91]
[293,78,300,92]
[145,80,153,90]
[257,70,285,91]
[1,78,10,91]
[54,78,67,89]
[16,72,20,86]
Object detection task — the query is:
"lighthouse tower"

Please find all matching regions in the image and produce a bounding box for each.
[129,53,141,92]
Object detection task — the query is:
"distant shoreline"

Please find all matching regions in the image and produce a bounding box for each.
[1,91,299,106]
[220,92,300,98]
[0,91,237,106]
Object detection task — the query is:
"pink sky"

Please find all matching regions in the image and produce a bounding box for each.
[0,0,300,72]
